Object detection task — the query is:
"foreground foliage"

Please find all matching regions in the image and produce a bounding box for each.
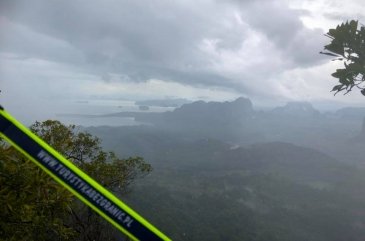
[0,120,151,241]
[321,20,365,95]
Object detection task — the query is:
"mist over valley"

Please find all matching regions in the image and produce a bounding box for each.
[78,98,365,241]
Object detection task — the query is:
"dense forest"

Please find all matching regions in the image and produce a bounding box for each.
[84,98,365,241]
[2,97,365,240]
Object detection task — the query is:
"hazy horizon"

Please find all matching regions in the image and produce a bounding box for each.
[1,0,365,124]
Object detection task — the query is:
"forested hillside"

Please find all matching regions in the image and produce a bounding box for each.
[84,99,365,241]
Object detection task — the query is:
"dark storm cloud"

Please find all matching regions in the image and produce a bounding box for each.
[0,0,327,93]
[0,0,242,86]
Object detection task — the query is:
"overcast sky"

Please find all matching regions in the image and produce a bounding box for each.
[0,0,365,122]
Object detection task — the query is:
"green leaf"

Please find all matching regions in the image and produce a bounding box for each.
[361,89,365,96]
[331,84,344,92]
[350,20,358,33]
[320,51,339,57]
[331,68,347,78]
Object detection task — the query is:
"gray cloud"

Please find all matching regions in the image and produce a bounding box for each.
[324,12,365,22]
[235,0,328,66]
[0,0,328,96]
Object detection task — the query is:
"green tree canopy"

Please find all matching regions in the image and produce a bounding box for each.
[321,20,365,95]
[1,120,151,241]
[0,141,75,241]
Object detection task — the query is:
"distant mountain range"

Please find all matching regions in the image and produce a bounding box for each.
[270,101,321,117]
[84,97,365,165]
[104,97,363,123]
[335,107,365,119]
[62,97,365,125]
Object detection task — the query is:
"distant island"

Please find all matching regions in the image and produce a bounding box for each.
[135,98,191,107]
[75,100,89,104]
[138,105,150,111]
